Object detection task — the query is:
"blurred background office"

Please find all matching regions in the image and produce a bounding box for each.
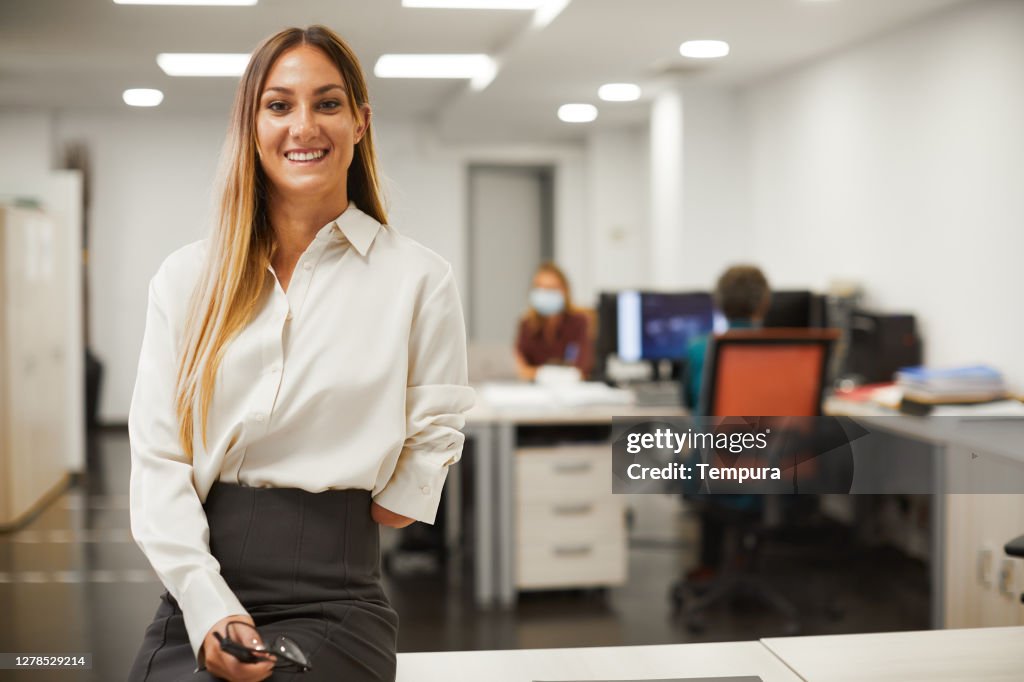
[1,0,1023,680]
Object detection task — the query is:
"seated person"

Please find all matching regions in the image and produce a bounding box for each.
[514,262,593,381]
[683,265,771,412]
[682,264,771,583]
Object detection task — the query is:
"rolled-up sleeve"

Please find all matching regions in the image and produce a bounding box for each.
[373,266,475,523]
[128,270,245,659]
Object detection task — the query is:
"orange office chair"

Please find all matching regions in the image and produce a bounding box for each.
[674,328,840,635]
[702,328,838,417]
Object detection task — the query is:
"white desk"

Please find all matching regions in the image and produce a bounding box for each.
[464,400,684,607]
[762,626,1024,681]
[825,397,1024,628]
[397,641,800,682]
[397,627,1024,681]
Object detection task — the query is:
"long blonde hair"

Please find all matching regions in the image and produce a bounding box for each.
[175,26,387,460]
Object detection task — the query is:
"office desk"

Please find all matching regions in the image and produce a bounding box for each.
[824,397,1024,629]
[397,640,800,682]
[465,401,684,607]
[762,626,1024,681]
[396,627,1024,681]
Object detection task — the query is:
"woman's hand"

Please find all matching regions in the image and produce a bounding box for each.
[201,614,274,682]
[371,501,415,528]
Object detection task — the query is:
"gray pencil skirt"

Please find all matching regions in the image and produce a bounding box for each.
[128,483,399,681]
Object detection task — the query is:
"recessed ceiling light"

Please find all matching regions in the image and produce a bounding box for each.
[122,89,164,107]
[374,54,496,80]
[156,53,250,77]
[598,83,641,102]
[558,103,597,123]
[402,0,544,8]
[114,0,256,5]
[679,40,730,59]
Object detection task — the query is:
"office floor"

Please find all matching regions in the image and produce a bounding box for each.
[0,429,929,681]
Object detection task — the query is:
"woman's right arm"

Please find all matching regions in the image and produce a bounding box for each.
[128,264,253,667]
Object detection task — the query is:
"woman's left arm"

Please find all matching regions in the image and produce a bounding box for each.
[372,265,475,527]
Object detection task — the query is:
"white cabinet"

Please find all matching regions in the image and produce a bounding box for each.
[515,444,627,590]
[0,205,69,529]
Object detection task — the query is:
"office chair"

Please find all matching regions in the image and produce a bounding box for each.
[672,328,839,636]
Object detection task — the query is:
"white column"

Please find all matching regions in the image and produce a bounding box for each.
[649,85,685,289]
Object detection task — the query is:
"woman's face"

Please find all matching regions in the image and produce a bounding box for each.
[256,44,369,203]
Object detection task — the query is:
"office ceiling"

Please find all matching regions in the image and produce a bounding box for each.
[0,0,974,143]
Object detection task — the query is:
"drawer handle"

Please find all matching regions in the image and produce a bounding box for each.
[553,461,593,474]
[553,544,593,557]
[553,504,593,516]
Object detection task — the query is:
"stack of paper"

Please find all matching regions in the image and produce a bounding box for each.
[478,382,636,409]
[896,365,1006,404]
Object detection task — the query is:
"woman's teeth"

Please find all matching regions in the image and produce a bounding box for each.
[286,150,326,161]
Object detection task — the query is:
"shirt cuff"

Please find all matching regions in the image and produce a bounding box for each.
[373,446,456,524]
[179,569,247,660]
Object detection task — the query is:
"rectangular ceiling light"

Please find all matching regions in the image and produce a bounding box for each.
[114,1,257,5]
[157,53,251,77]
[374,54,496,80]
[402,1,544,9]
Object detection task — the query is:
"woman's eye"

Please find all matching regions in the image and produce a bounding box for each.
[267,101,289,112]
[319,100,341,111]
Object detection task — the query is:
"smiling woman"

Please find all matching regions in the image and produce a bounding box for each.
[126,25,474,682]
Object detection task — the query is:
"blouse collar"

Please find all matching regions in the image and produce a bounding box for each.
[328,202,381,257]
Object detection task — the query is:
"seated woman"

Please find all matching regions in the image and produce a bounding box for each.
[514,262,593,381]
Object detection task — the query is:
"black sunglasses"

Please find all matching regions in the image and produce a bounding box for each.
[214,621,313,673]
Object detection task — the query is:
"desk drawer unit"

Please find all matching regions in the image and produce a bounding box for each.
[515,445,627,590]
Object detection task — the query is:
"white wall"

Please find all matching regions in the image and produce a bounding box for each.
[646,84,751,293]
[744,0,1024,387]
[373,120,464,281]
[55,112,226,423]
[0,110,54,180]
[679,87,751,289]
[586,126,650,298]
[649,87,685,290]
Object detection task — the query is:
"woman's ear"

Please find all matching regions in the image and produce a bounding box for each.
[355,104,372,143]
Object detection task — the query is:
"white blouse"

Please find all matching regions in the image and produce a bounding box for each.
[128,204,475,656]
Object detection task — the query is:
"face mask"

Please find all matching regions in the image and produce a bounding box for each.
[530,288,565,316]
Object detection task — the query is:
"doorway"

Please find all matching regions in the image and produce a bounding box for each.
[467,164,554,344]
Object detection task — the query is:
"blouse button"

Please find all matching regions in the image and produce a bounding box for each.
[252,413,266,423]
[420,486,430,495]
[303,262,313,271]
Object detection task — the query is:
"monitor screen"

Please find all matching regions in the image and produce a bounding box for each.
[616,291,715,362]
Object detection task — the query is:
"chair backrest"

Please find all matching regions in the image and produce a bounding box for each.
[702,328,839,417]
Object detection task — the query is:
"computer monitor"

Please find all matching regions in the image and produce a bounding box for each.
[844,310,922,384]
[763,290,826,328]
[616,291,715,362]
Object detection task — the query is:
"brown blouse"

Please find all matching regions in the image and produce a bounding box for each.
[515,311,593,378]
